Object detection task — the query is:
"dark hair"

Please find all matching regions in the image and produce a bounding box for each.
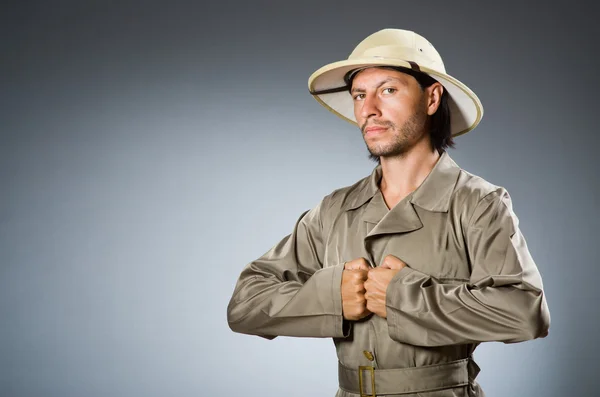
[347,66,454,154]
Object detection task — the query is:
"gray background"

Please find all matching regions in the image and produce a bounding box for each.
[1,1,598,396]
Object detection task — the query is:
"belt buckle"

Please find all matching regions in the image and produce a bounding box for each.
[358,366,376,397]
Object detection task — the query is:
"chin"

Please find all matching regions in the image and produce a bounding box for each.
[368,144,405,157]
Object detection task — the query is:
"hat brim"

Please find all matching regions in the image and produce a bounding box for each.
[308,58,483,137]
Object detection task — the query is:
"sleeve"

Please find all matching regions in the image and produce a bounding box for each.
[226,197,349,339]
[385,188,551,347]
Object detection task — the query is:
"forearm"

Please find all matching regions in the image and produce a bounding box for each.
[227,263,348,338]
[385,267,550,346]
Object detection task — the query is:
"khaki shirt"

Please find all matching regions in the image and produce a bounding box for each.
[227,151,550,397]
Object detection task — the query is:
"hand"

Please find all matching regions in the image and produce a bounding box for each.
[380,254,407,270]
[344,258,371,271]
[364,255,407,318]
[341,258,371,321]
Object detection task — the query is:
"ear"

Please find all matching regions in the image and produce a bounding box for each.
[426,82,444,116]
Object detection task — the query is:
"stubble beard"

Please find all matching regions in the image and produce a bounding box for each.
[363,107,428,163]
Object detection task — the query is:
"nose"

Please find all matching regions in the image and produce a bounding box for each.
[359,94,382,120]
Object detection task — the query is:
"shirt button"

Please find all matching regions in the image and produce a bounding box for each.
[363,351,374,361]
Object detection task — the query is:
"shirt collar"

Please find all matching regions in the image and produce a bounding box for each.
[344,151,462,213]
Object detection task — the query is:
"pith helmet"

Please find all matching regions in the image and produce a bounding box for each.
[308,28,483,137]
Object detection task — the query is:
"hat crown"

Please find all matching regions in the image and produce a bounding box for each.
[348,29,446,74]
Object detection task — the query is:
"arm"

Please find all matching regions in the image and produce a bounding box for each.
[385,188,551,346]
[226,197,348,339]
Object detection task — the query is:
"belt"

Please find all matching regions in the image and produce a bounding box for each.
[338,358,480,396]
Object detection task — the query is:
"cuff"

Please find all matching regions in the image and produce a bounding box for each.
[314,262,348,337]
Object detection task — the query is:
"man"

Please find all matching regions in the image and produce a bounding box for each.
[227,29,550,397]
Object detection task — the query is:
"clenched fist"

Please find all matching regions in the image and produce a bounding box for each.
[364,255,407,318]
[341,258,371,321]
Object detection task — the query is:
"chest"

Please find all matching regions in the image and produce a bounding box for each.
[324,202,472,281]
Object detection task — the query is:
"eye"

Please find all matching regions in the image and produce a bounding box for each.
[382,87,397,94]
[353,93,365,101]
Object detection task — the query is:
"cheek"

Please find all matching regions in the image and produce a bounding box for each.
[382,99,411,120]
[353,102,363,122]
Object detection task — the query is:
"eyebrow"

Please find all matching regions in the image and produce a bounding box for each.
[350,77,405,94]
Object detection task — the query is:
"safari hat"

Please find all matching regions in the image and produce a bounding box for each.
[308,28,483,137]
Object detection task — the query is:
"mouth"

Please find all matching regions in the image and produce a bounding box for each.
[364,126,388,136]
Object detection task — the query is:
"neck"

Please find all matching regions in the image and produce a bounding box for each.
[379,143,441,199]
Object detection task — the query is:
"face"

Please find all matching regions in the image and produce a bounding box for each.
[351,67,435,160]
